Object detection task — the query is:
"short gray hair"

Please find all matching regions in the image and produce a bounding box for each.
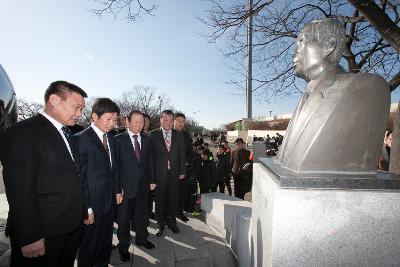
[302,18,346,63]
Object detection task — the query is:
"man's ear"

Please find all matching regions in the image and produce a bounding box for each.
[48,94,61,107]
[91,112,98,122]
[324,36,337,56]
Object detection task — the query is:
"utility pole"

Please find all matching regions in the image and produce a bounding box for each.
[246,0,253,119]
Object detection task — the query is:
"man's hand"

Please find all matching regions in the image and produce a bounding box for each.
[179,174,185,180]
[150,183,156,191]
[21,238,45,258]
[84,212,94,225]
[116,193,123,205]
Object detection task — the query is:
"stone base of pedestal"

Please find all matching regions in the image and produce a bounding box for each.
[201,192,252,267]
[252,159,400,267]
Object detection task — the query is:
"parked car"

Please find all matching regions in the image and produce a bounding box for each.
[0,64,17,136]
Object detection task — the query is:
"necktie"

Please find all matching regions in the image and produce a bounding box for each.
[165,131,171,170]
[61,126,75,160]
[133,135,141,162]
[102,133,110,158]
[165,131,171,151]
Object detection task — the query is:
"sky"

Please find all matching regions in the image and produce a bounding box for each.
[0,0,398,129]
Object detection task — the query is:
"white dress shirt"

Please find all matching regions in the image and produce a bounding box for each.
[40,110,74,160]
[91,123,112,166]
[127,129,142,150]
[161,128,172,140]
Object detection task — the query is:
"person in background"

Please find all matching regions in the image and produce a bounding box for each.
[149,110,186,236]
[174,112,192,223]
[75,98,121,267]
[0,81,87,267]
[110,114,127,136]
[222,140,231,157]
[187,143,200,214]
[198,149,216,194]
[378,130,392,171]
[142,113,156,220]
[143,114,151,135]
[230,138,252,200]
[215,145,231,195]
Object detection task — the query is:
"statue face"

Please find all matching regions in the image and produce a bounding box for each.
[293,30,325,81]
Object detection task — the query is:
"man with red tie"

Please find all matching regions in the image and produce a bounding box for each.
[114,110,156,262]
[149,110,186,236]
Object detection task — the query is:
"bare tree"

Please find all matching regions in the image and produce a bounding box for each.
[89,0,158,21]
[115,86,171,118]
[201,0,400,102]
[17,99,43,121]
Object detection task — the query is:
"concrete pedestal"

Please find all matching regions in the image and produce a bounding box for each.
[252,159,400,267]
[201,192,251,267]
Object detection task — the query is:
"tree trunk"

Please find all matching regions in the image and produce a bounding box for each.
[389,102,400,173]
[348,0,400,52]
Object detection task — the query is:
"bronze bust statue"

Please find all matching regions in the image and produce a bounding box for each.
[277,18,390,173]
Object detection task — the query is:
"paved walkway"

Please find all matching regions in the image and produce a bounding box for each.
[0,192,236,267]
[0,149,240,267]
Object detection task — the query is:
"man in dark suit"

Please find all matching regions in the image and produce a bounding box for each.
[75,98,121,267]
[230,138,252,200]
[149,110,186,236]
[0,81,87,267]
[115,110,156,262]
[174,112,193,222]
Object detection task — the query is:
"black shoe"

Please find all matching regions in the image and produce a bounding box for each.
[119,250,130,262]
[156,227,164,236]
[136,240,156,249]
[168,224,180,234]
[177,214,189,222]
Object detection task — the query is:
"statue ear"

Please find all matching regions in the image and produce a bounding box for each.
[324,36,337,56]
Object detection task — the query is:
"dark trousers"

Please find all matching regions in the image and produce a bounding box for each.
[77,210,114,267]
[186,182,198,213]
[117,194,149,251]
[177,177,189,215]
[155,172,179,227]
[233,173,246,200]
[216,176,232,195]
[10,225,82,267]
[148,190,155,214]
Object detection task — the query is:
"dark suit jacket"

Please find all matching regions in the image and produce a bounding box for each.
[181,130,193,163]
[114,132,155,199]
[75,127,117,216]
[149,129,186,183]
[0,114,83,247]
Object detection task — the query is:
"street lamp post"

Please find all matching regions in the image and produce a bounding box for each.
[246,0,253,119]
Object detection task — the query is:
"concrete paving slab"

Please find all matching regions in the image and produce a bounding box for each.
[0,192,236,267]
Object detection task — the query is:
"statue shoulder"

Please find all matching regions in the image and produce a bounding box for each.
[349,72,388,87]
[336,72,389,95]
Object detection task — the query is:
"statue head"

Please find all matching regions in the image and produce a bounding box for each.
[293,18,346,81]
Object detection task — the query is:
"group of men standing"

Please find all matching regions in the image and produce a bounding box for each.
[0,81,189,266]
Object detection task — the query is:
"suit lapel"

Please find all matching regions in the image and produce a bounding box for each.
[124,132,139,162]
[157,129,169,153]
[107,132,116,167]
[87,127,108,156]
[140,134,148,160]
[37,114,78,168]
